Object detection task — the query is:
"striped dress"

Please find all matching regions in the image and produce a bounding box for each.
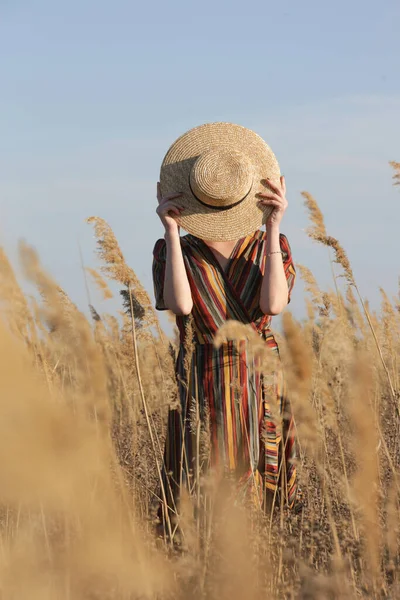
[152,230,297,521]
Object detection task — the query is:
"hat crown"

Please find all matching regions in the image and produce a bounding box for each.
[190,147,253,208]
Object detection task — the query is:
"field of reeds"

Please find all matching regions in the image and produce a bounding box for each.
[0,162,399,599]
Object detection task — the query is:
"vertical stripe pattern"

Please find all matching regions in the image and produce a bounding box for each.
[152,230,297,515]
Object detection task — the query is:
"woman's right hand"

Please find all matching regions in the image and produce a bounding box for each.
[156,182,183,234]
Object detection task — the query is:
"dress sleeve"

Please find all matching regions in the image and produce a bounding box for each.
[279,234,296,303]
[152,238,167,311]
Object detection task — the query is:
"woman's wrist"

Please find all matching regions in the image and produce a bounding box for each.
[164,227,180,242]
[265,223,280,248]
[265,222,280,235]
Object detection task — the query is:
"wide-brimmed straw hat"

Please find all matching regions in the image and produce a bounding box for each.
[159,122,280,241]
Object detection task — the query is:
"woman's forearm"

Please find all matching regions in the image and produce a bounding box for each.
[260,225,289,315]
[163,230,193,315]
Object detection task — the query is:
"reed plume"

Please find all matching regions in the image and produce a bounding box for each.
[302,191,398,414]
[296,263,323,307]
[390,160,400,186]
[86,267,114,300]
[302,191,327,241]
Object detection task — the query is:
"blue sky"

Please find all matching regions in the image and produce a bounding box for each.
[1,0,399,328]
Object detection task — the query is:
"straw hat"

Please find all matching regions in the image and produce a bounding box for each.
[159,122,280,241]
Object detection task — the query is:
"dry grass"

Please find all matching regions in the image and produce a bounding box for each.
[390,161,400,186]
[0,163,398,598]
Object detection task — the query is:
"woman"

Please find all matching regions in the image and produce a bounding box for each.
[152,123,297,532]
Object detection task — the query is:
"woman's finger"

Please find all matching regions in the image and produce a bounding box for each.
[258,199,287,210]
[262,178,282,195]
[167,208,181,216]
[257,192,281,201]
[160,207,181,217]
[281,175,286,196]
[160,192,184,203]
[160,200,183,210]
[257,199,281,207]
[157,201,183,216]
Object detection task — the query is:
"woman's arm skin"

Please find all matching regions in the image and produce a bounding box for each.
[257,176,290,316]
[156,183,193,315]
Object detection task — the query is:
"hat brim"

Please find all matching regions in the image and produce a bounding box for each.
[160,122,280,241]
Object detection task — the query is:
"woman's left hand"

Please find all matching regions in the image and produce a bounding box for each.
[257,175,288,228]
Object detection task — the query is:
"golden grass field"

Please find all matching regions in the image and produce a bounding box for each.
[0,162,399,599]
